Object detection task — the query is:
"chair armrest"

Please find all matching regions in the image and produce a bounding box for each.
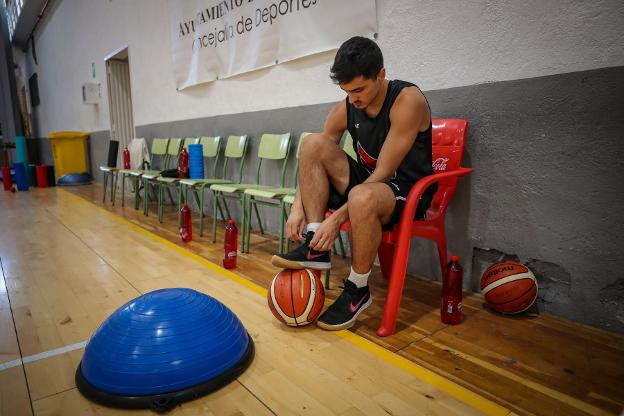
[398,167,473,225]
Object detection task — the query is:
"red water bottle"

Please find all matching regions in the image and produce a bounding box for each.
[179,203,192,242]
[441,255,463,325]
[223,219,238,269]
[178,147,189,178]
[123,147,130,169]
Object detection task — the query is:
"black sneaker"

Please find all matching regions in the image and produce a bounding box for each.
[271,231,331,270]
[317,280,372,331]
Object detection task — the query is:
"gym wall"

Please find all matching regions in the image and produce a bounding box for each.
[13,0,624,333]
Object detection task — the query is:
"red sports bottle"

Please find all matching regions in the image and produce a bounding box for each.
[179,203,192,242]
[223,219,238,269]
[122,146,130,169]
[441,255,463,325]
[178,147,189,178]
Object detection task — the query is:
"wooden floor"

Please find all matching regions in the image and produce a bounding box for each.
[0,185,622,416]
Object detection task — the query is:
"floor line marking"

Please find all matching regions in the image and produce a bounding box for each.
[0,341,87,371]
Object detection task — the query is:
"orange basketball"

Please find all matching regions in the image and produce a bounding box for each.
[268,269,325,326]
[480,261,538,314]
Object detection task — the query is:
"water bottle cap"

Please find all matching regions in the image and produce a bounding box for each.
[228,219,236,225]
[450,255,459,262]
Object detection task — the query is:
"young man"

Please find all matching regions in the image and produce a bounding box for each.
[271,36,437,330]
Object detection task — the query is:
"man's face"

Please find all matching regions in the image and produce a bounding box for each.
[339,70,384,110]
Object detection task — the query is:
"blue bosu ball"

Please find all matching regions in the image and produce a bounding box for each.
[76,288,254,412]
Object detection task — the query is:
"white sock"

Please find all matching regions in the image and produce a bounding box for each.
[347,267,371,288]
[306,222,321,233]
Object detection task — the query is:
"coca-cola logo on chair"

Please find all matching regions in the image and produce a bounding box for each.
[432,157,449,171]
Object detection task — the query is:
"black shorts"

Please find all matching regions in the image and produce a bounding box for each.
[327,153,434,231]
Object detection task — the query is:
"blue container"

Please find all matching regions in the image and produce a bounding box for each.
[15,136,28,165]
[13,162,29,191]
[27,164,37,187]
[76,288,253,412]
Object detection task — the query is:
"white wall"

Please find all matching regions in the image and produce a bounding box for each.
[15,0,624,135]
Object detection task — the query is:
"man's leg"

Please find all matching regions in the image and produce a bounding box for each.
[297,133,350,222]
[271,133,350,270]
[317,183,396,330]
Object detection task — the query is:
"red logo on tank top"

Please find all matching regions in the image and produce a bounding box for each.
[357,142,377,169]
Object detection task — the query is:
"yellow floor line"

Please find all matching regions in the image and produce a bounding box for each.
[62,189,511,416]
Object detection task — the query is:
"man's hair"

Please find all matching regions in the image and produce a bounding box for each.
[330,36,384,84]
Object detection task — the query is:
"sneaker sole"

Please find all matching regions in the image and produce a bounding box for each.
[316,296,373,331]
[270,255,331,270]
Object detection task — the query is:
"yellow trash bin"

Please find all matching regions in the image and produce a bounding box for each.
[48,131,90,180]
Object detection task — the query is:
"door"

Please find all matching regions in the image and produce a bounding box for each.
[105,47,135,164]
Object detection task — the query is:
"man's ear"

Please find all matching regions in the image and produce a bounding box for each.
[377,68,386,80]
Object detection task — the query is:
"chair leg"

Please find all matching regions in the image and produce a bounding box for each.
[111,172,117,205]
[377,236,412,337]
[158,184,164,223]
[435,234,448,279]
[143,179,149,216]
[178,184,184,228]
[102,173,108,203]
[377,241,395,281]
[121,174,125,207]
[324,270,330,289]
[212,191,219,243]
[200,187,206,237]
[241,195,248,253]
[278,201,286,254]
[253,200,264,235]
[112,172,119,206]
[166,187,175,206]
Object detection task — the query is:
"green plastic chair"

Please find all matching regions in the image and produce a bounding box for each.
[245,132,309,254]
[154,137,198,223]
[179,135,249,239]
[141,138,182,216]
[123,138,169,210]
[210,133,291,253]
[99,140,120,205]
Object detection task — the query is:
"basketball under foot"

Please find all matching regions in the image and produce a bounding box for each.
[317,280,371,331]
[271,231,331,270]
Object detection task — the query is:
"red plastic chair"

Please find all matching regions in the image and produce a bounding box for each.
[327,119,473,336]
[377,118,472,336]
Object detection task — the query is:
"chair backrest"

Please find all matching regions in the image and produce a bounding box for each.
[165,138,183,168]
[198,136,221,178]
[150,138,169,170]
[255,133,291,187]
[221,135,248,183]
[429,118,468,214]
[183,137,198,149]
[342,131,357,160]
[291,132,310,186]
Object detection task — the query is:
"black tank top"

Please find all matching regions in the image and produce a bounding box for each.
[346,79,436,188]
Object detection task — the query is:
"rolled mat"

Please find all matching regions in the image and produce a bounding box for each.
[2,166,11,191]
[13,162,29,191]
[47,165,56,186]
[15,136,28,165]
[36,165,48,188]
[27,164,37,187]
[188,144,204,179]
[107,140,119,167]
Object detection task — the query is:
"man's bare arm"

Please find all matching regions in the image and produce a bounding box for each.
[364,87,429,184]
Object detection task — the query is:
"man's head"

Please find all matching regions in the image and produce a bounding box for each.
[330,36,385,110]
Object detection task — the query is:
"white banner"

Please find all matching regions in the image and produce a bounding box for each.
[169,0,377,90]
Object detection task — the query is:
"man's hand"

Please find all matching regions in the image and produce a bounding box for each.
[309,214,342,252]
[285,207,306,242]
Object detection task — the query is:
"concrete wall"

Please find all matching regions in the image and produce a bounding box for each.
[10,0,624,333]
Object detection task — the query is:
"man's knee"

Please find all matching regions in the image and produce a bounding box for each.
[347,185,377,216]
[300,133,337,160]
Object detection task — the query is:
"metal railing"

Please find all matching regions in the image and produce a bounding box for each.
[3,0,24,39]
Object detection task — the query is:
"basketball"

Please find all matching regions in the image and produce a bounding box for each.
[268,269,325,326]
[480,261,538,314]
